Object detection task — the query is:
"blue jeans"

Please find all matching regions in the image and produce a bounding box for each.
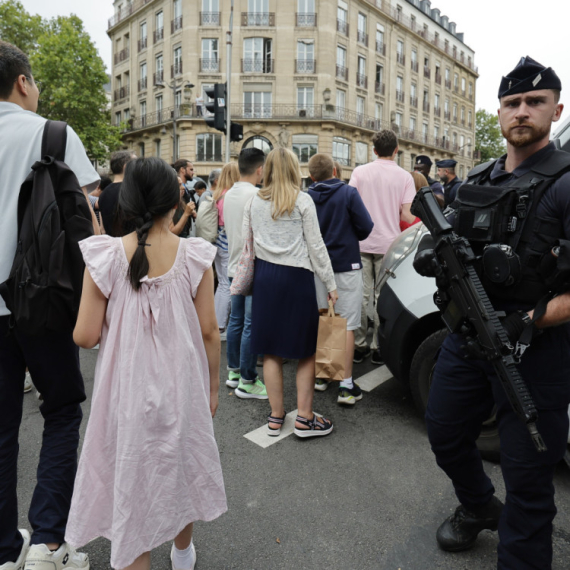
[226,282,257,381]
[0,316,85,564]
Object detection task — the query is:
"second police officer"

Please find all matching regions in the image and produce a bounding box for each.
[414,57,570,570]
[436,158,463,208]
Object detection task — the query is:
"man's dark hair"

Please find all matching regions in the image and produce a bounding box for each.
[238,148,265,176]
[0,41,33,100]
[194,179,207,191]
[99,175,113,190]
[172,159,190,173]
[110,151,135,175]
[372,129,398,157]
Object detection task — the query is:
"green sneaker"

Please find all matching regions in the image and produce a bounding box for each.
[226,370,240,389]
[314,379,329,392]
[235,378,268,400]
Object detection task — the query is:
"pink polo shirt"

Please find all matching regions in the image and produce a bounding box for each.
[349,159,416,254]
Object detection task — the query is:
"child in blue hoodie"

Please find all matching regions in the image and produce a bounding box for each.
[308,154,374,404]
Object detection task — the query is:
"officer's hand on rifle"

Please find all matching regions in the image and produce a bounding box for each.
[413,248,440,278]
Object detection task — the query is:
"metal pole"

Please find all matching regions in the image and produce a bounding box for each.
[171,84,177,163]
[225,0,234,163]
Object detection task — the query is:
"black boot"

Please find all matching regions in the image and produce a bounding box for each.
[436,496,504,552]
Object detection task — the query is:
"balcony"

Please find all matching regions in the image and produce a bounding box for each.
[424,67,431,79]
[396,53,405,65]
[376,41,386,56]
[356,73,368,89]
[171,61,182,78]
[357,30,368,46]
[375,82,385,95]
[137,37,147,52]
[200,12,220,26]
[153,70,164,86]
[241,59,274,74]
[444,110,451,121]
[445,79,452,89]
[434,106,441,117]
[113,86,129,101]
[138,77,147,91]
[335,64,348,81]
[423,101,430,113]
[453,115,458,124]
[200,58,221,73]
[241,12,275,26]
[153,28,164,43]
[435,72,442,85]
[114,47,129,65]
[461,119,466,127]
[454,85,459,94]
[171,16,183,33]
[296,12,317,26]
[410,96,417,108]
[296,59,316,74]
[108,0,154,29]
[411,60,418,73]
[396,90,405,103]
[462,89,466,98]
[337,19,349,36]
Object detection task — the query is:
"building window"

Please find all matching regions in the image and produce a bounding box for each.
[244,91,272,118]
[375,102,383,121]
[201,0,220,25]
[394,112,403,131]
[243,37,273,73]
[139,22,147,51]
[409,116,416,133]
[155,54,163,84]
[337,0,348,35]
[356,96,365,118]
[332,136,351,166]
[422,122,428,142]
[175,89,182,108]
[355,141,368,166]
[201,38,219,72]
[155,138,161,158]
[243,135,273,155]
[292,134,318,163]
[336,45,347,80]
[296,40,315,73]
[376,23,385,53]
[375,64,384,94]
[397,40,405,65]
[453,103,458,122]
[173,46,182,76]
[411,48,418,71]
[357,13,367,45]
[297,86,314,115]
[139,62,147,91]
[336,89,346,120]
[454,73,459,91]
[155,94,163,117]
[138,142,145,157]
[197,133,223,162]
[115,110,122,126]
[434,125,440,140]
[468,110,473,128]
[461,77,466,94]
[154,11,164,43]
[297,0,316,27]
[357,56,366,88]
[140,100,146,126]
[246,0,270,26]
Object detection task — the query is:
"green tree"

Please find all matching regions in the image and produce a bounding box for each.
[0,0,45,54]
[475,109,506,164]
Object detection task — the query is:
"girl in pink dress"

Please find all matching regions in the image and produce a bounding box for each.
[65,157,227,570]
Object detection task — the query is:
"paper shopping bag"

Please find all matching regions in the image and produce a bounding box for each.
[315,301,347,381]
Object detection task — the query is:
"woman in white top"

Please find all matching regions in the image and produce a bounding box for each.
[246,148,338,438]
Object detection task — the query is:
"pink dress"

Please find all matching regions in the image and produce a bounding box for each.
[65,235,227,570]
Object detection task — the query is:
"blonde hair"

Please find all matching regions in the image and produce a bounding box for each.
[258,148,302,220]
[410,171,429,193]
[333,160,342,180]
[214,161,240,201]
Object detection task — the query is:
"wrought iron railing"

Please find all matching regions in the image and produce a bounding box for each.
[153,70,164,85]
[336,65,348,81]
[410,96,418,108]
[200,59,221,73]
[153,28,164,43]
[138,77,147,91]
[376,41,386,56]
[396,53,405,65]
[356,73,368,89]
[296,59,316,74]
[171,16,183,33]
[171,62,183,77]
[337,19,349,35]
[241,59,274,74]
[375,82,385,95]
[200,12,220,25]
[114,86,130,101]
[137,37,147,52]
[114,48,129,65]
[241,12,275,26]
[357,30,368,46]
[296,13,317,26]
[411,60,418,73]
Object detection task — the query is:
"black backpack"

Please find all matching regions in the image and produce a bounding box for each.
[0,120,94,335]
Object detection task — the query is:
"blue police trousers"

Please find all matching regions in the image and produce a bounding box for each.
[0,316,85,565]
[426,329,570,570]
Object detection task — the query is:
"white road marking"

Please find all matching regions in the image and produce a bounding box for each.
[356,365,394,392]
[244,409,299,448]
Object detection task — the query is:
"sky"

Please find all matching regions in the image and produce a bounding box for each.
[19,0,570,135]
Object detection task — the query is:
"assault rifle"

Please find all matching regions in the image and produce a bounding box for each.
[411,187,547,452]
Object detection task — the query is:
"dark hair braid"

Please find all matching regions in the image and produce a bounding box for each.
[119,158,179,290]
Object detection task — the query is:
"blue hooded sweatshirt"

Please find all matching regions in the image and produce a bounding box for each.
[308,178,374,273]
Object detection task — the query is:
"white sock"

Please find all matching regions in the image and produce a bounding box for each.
[172,542,195,570]
[340,377,354,390]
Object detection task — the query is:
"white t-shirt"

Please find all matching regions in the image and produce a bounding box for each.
[223,181,258,278]
[0,102,100,316]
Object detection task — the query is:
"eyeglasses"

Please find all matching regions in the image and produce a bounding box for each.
[24,76,42,94]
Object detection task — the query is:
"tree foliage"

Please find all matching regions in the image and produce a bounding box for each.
[475,109,506,164]
[0,1,121,162]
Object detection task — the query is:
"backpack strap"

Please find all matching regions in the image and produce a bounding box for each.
[41,120,67,162]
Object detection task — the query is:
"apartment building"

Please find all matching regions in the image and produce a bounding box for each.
[108,0,479,183]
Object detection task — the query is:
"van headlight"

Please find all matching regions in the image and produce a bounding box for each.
[378,224,427,290]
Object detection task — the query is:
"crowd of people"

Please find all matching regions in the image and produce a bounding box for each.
[1,37,569,570]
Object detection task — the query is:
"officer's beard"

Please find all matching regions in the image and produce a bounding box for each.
[501,120,551,148]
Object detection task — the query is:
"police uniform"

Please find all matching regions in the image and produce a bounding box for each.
[415,155,444,197]
[417,57,570,570]
[436,159,463,207]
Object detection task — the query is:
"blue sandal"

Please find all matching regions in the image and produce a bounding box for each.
[294,413,333,438]
[267,411,287,436]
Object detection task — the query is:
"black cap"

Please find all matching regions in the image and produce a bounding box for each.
[436,159,457,168]
[415,155,432,167]
[498,56,562,99]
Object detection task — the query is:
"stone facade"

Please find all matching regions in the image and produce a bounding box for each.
[108,0,478,183]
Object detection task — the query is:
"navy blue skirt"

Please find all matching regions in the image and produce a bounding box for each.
[250,259,319,359]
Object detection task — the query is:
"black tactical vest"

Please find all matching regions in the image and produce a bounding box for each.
[453,149,570,304]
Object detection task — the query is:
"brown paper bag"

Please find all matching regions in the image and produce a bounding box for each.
[315,300,347,381]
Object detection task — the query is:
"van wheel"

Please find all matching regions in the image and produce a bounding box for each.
[409,329,501,462]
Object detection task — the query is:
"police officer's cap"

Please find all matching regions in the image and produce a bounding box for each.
[436,159,457,169]
[415,155,432,167]
[498,56,562,99]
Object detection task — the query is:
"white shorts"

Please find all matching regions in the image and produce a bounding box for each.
[315,270,363,331]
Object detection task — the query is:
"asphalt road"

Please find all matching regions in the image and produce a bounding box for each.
[16,347,570,570]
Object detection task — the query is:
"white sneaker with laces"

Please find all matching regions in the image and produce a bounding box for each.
[0,529,30,570]
[25,543,89,570]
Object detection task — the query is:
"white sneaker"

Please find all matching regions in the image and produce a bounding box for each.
[0,529,30,570]
[25,544,89,570]
[23,373,33,394]
[170,542,196,570]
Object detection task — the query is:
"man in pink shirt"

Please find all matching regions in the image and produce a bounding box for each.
[349,129,416,364]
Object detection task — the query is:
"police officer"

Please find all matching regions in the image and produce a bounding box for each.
[436,158,462,207]
[414,56,570,569]
[414,155,444,199]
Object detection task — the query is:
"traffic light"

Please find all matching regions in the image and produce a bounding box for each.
[230,122,243,142]
[204,83,226,132]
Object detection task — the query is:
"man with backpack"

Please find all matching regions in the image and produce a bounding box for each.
[0,41,99,570]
